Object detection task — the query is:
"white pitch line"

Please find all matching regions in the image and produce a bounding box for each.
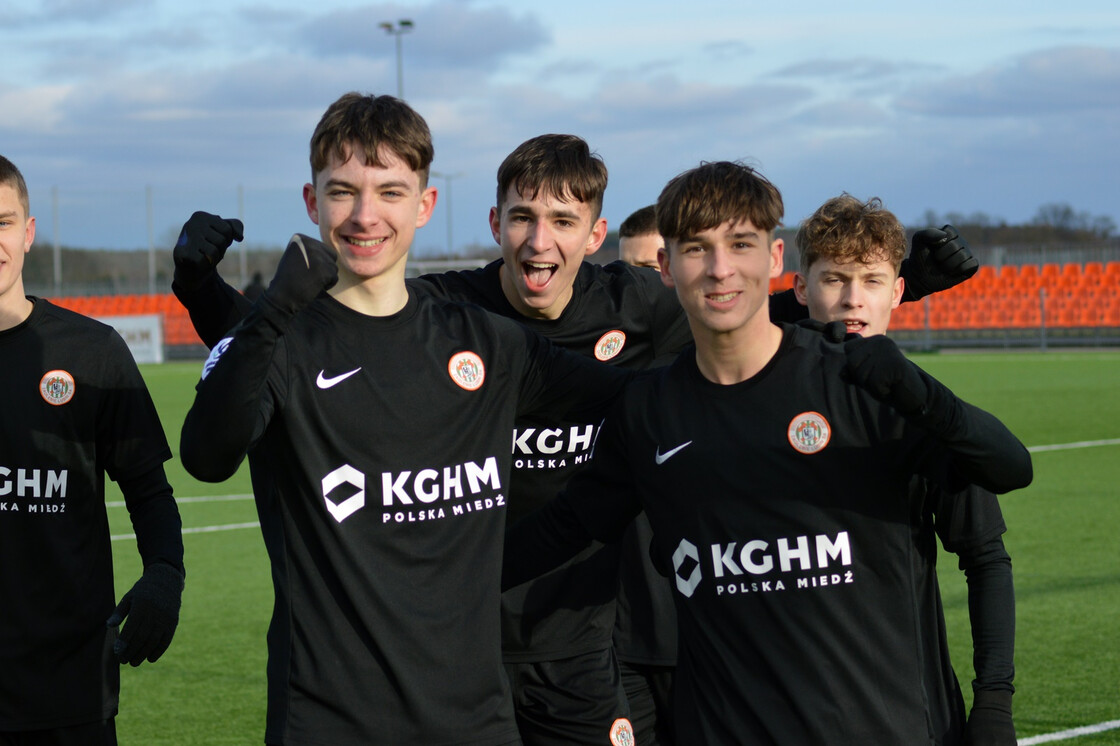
[106,494,254,508]
[111,521,259,541]
[1027,438,1120,453]
[1019,719,1120,744]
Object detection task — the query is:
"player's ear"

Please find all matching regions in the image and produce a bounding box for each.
[769,237,784,278]
[891,275,904,310]
[488,206,502,246]
[415,186,438,228]
[583,217,609,258]
[658,246,674,288]
[793,272,809,306]
[303,183,320,226]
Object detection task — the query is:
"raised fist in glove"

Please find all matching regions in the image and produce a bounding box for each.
[901,224,979,301]
[841,334,927,415]
[261,233,339,318]
[962,690,1016,746]
[173,211,244,292]
[106,562,185,666]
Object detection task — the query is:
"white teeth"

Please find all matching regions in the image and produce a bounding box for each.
[350,238,386,248]
[524,261,556,269]
[710,292,737,302]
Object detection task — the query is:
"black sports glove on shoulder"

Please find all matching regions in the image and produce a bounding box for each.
[841,334,929,416]
[901,224,979,301]
[795,318,850,344]
[257,233,339,323]
[963,690,1015,746]
[173,211,244,293]
[106,562,185,667]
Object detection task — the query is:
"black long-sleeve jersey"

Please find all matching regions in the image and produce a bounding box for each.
[0,298,179,731]
[505,323,1031,745]
[179,288,630,745]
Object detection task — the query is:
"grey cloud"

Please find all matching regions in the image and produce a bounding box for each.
[897,46,1120,117]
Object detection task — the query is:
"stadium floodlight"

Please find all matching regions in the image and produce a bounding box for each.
[379,19,414,99]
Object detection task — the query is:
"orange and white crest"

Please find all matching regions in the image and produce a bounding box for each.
[40,369,76,406]
[448,351,485,391]
[788,411,830,454]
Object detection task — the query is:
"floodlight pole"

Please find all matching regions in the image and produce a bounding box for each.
[379,19,414,98]
[430,171,464,254]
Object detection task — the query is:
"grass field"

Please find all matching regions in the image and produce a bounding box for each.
[106,352,1120,744]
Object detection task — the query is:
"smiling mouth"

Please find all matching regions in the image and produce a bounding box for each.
[348,237,386,248]
[707,291,739,303]
[523,260,557,291]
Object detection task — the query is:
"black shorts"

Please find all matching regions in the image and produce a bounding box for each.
[619,660,675,746]
[0,719,117,746]
[506,648,633,746]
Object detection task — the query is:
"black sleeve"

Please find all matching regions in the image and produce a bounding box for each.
[503,406,643,589]
[958,536,1015,693]
[173,270,253,350]
[179,296,289,482]
[769,288,809,323]
[911,369,1033,495]
[117,463,184,575]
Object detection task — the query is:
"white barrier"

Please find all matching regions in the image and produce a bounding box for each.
[96,314,164,364]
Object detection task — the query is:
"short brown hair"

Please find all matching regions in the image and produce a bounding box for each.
[0,155,30,217]
[619,205,657,238]
[656,161,783,242]
[496,134,608,220]
[796,194,906,273]
[309,92,434,187]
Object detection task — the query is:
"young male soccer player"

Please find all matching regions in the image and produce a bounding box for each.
[794,194,1018,745]
[177,95,635,745]
[0,155,184,744]
[503,161,1032,745]
[172,134,980,746]
[618,205,663,269]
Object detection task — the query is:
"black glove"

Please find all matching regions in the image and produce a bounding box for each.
[962,690,1015,746]
[841,334,927,415]
[795,318,850,344]
[260,233,339,318]
[901,224,978,301]
[173,211,244,292]
[106,562,185,666]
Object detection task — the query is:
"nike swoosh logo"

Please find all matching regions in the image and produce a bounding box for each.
[316,368,362,389]
[655,441,692,465]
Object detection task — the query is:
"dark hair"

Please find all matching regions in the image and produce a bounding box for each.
[0,155,30,216]
[796,194,906,272]
[496,134,608,219]
[309,92,434,187]
[619,205,657,237]
[656,161,783,242]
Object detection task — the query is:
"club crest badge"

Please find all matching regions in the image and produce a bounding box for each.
[40,369,76,406]
[448,351,485,391]
[609,718,635,746]
[788,411,830,454]
[594,330,626,361]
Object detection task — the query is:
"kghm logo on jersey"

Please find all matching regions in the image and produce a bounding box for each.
[788,411,830,454]
[594,330,626,361]
[39,370,75,406]
[609,718,635,746]
[448,351,485,391]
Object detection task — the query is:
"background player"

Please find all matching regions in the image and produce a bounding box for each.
[618,205,663,269]
[502,160,1032,744]
[177,94,633,745]
[794,193,1017,745]
[0,154,184,745]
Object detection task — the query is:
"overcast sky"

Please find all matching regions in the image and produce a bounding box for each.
[4,0,1118,256]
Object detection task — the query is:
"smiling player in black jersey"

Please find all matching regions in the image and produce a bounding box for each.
[503,161,1031,745]
[178,94,636,746]
[0,155,184,746]
[794,194,1018,746]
